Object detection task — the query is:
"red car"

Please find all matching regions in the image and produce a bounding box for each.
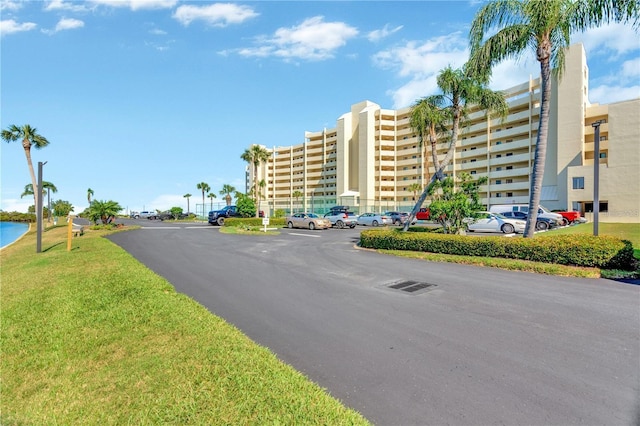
[416,208,431,220]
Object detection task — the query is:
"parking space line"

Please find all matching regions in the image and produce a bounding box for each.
[289,232,321,238]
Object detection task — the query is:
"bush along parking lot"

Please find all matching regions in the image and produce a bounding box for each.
[225,217,286,228]
[359,228,636,271]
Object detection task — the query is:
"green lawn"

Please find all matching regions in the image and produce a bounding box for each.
[1,225,369,425]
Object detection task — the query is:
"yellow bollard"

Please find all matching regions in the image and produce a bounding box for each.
[67,215,75,251]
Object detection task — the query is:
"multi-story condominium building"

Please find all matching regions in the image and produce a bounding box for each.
[250,44,639,223]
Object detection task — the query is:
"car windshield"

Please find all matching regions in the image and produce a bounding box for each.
[493,213,508,219]
[307,213,319,218]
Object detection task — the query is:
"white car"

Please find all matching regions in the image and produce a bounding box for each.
[466,212,526,234]
[357,213,392,226]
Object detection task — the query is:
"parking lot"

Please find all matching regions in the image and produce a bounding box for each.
[107,220,639,425]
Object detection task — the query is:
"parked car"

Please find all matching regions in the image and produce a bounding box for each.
[208,205,241,226]
[132,211,157,220]
[383,211,416,226]
[466,212,526,234]
[286,213,332,230]
[158,211,189,221]
[323,211,358,228]
[500,211,557,231]
[416,208,431,220]
[489,204,563,226]
[552,210,584,225]
[357,213,392,227]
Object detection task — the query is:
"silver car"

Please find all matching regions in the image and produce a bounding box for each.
[357,213,392,227]
[466,212,526,234]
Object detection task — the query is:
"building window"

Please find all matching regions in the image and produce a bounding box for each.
[471,147,477,150]
[496,193,502,197]
[496,167,502,171]
[470,170,476,175]
[471,159,477,163]
[506,192,513,197]
[496,154,502,158]
[506,166,513,170]
[506,152,513,157]
[572,177,585,189]
[599,136,607,141]
[599,152,607,158]
[496,141,502,145]
[495,180,502,185]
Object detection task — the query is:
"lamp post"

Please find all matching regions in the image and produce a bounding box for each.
[592,120,602,236]
[36,161,47,253]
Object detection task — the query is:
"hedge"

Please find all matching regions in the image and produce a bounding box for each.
[225,217,287,227]
[359,229,635,270]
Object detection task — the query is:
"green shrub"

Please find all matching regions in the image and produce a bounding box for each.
[360,229,635,270]
[274,209,286,218]
[225,217,286,228]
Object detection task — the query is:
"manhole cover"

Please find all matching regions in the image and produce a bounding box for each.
[386,280,436,295]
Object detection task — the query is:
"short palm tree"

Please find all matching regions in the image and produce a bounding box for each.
[241,145,270,217]
[183,193,192,214]
[219,184,236,206]
[196,182,210,217]
[1,124,50,212]
[87,200,122,225]
[404,66,508,230]
[468,0,638,237]
[407,183,422,202]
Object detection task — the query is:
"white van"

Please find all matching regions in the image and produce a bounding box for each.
[489,204,564,226]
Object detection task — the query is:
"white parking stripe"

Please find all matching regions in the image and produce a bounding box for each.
[141,227,181,229]
[289,232,321,238]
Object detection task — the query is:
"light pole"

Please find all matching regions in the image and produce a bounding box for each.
[36,161,47,253]
[592,120,602,236]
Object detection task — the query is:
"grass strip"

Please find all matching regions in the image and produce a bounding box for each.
[1,225,369,425]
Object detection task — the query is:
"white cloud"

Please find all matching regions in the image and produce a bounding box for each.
[0,198,32,213]
[45,0,90,12]
[149,28,167,35]
[1,0,22,11]
[589,84,640,104]
[88,0,177,11]
[621,57,640,79]
[575,22,640,58]
[0,19,37,36]
[367,24,403,42]
[487,55,540,92]
[235,16,358,62]
[55,17,84,31]
[173,3,258,27]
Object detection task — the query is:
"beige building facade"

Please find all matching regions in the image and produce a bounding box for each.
[251,44,639,222]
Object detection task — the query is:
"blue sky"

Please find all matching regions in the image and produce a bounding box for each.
[2,0,639,214]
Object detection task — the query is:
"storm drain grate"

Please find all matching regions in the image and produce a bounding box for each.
[387,280,436,295]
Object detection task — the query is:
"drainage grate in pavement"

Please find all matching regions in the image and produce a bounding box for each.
[387,280,436,295]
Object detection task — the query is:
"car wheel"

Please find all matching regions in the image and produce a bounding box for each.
[217,217,225,226]
[561,218,569,226]
[134,215,139,219]
[501,223,515,234]
[536,221,549,231]
[349,224,356,228]
[372,220,379,227]
[336,220,344,229]
[309,222,316,230]
[288,221,293,228]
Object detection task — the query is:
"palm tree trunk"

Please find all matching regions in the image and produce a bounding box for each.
[23,142,38,213]
[524,57,552,237]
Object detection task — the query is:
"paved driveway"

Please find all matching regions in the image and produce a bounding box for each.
[107,223,640,425]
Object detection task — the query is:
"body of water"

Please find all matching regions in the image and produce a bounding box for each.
[0,222,30,249]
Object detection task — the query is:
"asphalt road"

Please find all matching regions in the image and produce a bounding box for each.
[107,220,640,425]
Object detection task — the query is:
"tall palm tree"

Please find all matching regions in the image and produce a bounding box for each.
[87,188,94,205]
[183,193,192,214]
[196,182,210,217]
[468,0,638,237]
[219,184,236,206]
[1,124,50,212]
[404,66,508,230]
[207,192,217,210]
[241,145,270,217]
[21,181,58,222]
[292,190,303,212]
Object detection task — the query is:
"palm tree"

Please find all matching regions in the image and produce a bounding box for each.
[404,66,508,230]
[21,181,58,223]
[1,124,50,212]
[87,188,94,205]
[407,183,422,202]
[292,190,303,212]
[196,182,210,218]
[183,193,192,214]
[468,0,638,237]
[207,192,217,211]
[241,145,270,217]
[219,184,236,206]
[87,200,122,225]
